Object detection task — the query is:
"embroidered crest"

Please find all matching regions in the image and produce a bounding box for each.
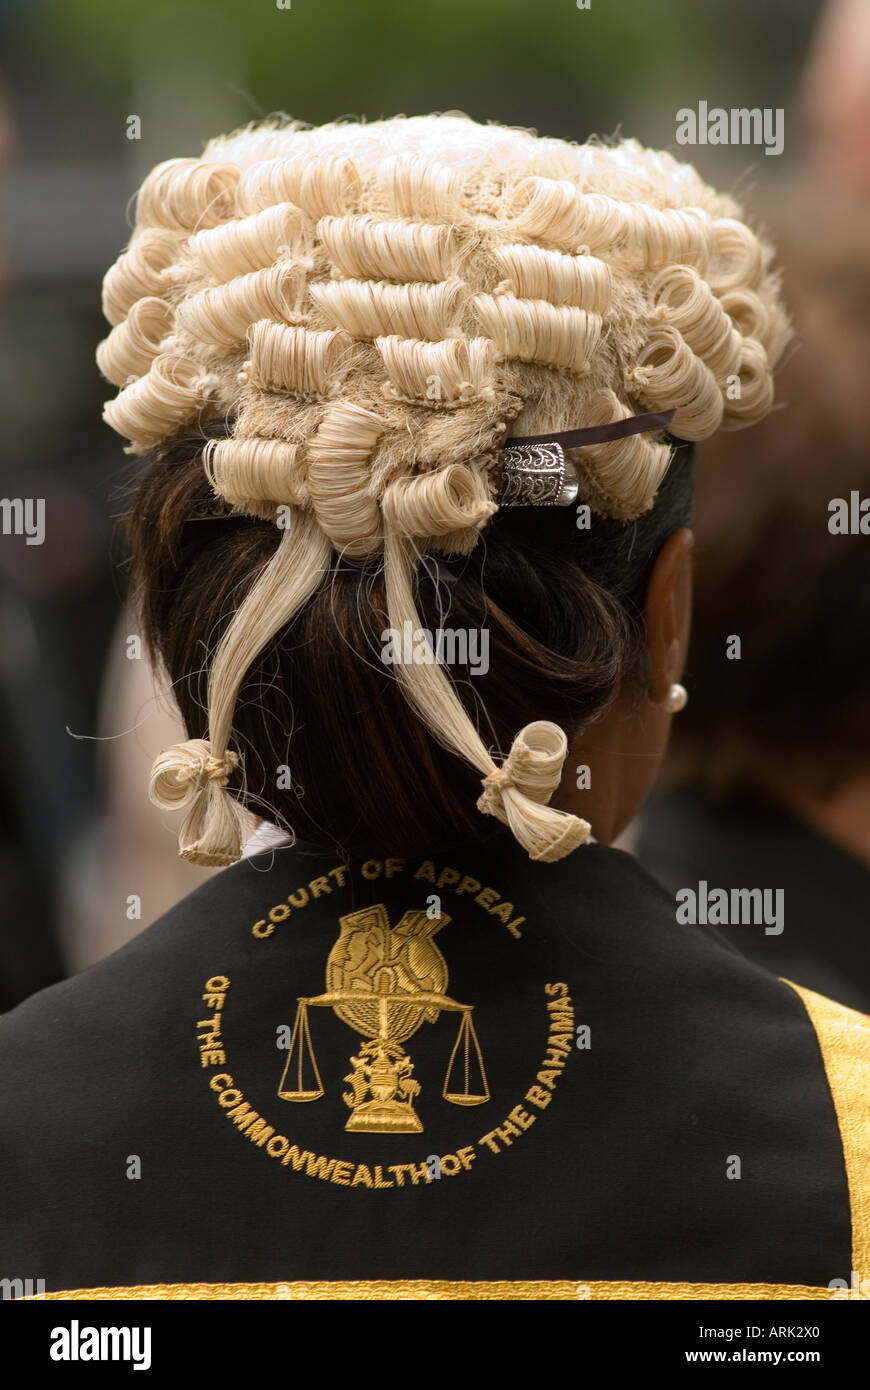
[196,859,575,1188]
[278,904,489,1132]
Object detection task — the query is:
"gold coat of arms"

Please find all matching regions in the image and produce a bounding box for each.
[278,904,489,1132]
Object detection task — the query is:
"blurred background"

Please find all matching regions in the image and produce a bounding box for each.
[0,0,863,1002]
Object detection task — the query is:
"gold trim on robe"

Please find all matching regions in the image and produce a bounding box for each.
[784,980,870,1278]
[29,1279,839,1301]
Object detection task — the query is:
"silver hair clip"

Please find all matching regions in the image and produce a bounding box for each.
[497,441,578,507]
[496,408,676,507]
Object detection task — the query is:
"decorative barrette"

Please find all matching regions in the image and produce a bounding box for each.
[496,408,676,507]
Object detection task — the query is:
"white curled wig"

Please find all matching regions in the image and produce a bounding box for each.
[98,114,789,867]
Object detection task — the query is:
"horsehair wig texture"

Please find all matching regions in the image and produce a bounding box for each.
[100,114,788,867]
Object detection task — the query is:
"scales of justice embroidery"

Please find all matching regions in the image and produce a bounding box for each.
[278,904,489,1132]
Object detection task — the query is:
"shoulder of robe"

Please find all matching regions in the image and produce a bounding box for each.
[0,850,298,1053]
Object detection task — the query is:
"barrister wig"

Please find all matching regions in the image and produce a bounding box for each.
[101,114,789,867]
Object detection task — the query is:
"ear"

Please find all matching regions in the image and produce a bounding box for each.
[645,527,694,705]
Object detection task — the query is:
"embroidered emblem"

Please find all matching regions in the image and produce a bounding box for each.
[196,861,575,1187]
[278,904,489,1132]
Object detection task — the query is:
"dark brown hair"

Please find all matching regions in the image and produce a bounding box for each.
[125,427,694,859]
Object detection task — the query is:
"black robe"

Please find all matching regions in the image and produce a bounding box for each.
[636,789,870,1013]
[1,840,867,1300]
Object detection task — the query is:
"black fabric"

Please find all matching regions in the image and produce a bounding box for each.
[636,789,870,1013]
[0,840,852,1292]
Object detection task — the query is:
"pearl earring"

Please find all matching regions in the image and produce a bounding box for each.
[663,682,688,713]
